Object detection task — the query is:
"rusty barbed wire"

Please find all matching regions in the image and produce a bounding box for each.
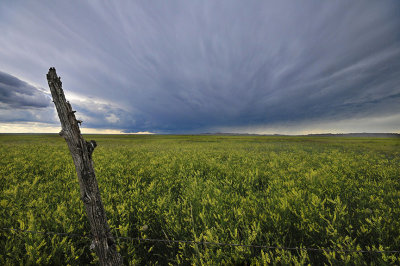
[2,227,400,254]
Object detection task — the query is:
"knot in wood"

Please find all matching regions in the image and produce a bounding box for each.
[107,237,115,247]
[83,170,92,179]
[90,240,96,250]
[82,194,91,204]
[86,140,97,158]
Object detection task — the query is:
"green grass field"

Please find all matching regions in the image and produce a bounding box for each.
[1,134,399,265]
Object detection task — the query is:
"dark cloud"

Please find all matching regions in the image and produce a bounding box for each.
[0,1,399,133]
[0,71,57,124]
[0,71,51,109]
[0,71,137,129]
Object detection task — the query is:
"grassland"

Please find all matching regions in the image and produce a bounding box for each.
[1,134,399,265]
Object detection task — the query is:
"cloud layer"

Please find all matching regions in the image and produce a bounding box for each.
[0,71,55,124]
[0,71,50,109]
[0,1,399,133]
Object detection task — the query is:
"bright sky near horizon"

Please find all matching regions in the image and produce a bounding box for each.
[1,1,399,134]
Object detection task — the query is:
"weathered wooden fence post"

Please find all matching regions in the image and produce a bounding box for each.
[47,67,123,265]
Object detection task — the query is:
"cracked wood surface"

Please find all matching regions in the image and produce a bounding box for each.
[47,68,123,265]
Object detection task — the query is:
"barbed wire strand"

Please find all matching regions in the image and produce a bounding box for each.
[1,227,87,238]
[2,227,400,254]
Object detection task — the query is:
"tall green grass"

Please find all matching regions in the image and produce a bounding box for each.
[1,134,399,264]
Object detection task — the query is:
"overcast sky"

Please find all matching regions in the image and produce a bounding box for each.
[1,1,399,134]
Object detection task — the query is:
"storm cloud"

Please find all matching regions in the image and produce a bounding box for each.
[0,1,399,133]
[0,71,56,125]
[0,71,50,109]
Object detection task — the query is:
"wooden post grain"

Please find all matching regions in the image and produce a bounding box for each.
[47,67,123,265]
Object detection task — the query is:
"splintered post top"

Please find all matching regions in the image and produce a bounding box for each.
[46,67,82,137]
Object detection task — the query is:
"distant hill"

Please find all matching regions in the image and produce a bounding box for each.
[1,132,399,138]
[200,132,400,138]
[305,133,400,138]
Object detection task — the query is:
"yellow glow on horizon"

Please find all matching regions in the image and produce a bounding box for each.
[0,122,154,134]
[0,122,60,133]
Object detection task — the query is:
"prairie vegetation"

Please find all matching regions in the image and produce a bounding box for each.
[1,134,399,264]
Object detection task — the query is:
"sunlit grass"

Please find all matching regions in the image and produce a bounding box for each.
[1,134,399,264]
